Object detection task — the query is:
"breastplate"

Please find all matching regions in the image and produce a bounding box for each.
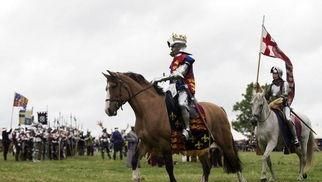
[271,84,281,97]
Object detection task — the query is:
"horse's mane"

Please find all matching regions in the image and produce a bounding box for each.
[123,72,164,95]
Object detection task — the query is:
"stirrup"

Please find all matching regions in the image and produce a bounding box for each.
[293,139,300,147]
[182,129,190,140]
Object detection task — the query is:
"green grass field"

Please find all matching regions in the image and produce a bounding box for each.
[0,152,321,182]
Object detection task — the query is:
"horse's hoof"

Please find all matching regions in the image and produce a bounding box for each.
[132,177,144,182]
[260,178,268,182]
[268,177,275,182]
[303,173,307,179]
[297,175,304,181]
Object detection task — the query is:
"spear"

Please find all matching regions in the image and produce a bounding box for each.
[291,109,317,135]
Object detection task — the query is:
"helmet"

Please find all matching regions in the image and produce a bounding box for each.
[270,66,283,78]
[167,33,187,48]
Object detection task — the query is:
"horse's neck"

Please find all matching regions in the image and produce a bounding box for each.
[260,101,272,123]
[124,79,163,117]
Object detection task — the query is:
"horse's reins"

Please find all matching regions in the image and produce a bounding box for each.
[105,79,154,110]
[257,103,272,123]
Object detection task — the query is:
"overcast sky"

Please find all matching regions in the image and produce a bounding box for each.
[1,0,321,137]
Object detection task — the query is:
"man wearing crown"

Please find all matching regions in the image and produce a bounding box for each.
[154,33,195,139]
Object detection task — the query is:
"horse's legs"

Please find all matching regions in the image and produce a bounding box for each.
[266,155,276,180]
[163,151,177,182]
[297,139,307,181]
[260,142,276,181]
[199,152,211,182]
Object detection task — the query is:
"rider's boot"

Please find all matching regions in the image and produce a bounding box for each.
[181,108,190,140]
[287,119,300,147]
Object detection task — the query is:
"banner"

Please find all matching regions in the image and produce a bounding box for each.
[38,112,48,125]
[13,92,28,109]
[261,26,295,105]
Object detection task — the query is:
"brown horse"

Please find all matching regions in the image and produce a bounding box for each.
[103,70,246,182]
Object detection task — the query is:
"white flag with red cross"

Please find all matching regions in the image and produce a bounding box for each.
[261,26,295,105]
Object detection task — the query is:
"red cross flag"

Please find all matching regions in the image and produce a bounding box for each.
[261,26,295,105]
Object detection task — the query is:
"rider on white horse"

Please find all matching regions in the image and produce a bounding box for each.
[265,66,299,147]
[154,33,196,139]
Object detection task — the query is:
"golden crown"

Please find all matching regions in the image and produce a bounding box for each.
[171,33,187,43]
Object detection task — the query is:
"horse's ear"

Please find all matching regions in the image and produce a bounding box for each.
[102,72,112,80]
[254,82,263,93]
[106,70,117,78]
[252,88,257,96]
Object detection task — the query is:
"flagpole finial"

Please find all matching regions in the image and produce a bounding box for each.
[262,15,265,26]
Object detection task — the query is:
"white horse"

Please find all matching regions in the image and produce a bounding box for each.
[251,90,315,182]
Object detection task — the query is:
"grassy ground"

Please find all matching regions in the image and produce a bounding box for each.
[0,152,321,182]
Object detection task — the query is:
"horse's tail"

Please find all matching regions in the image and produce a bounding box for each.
[304,131,315,173]
[222,138,242,173]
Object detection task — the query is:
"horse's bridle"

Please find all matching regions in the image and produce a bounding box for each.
[254,102,271,123]
[105,78,154,110]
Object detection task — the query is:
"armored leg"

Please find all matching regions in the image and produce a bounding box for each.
[286,119,299,146]
[284,106,299,146]
[178,91,191,139]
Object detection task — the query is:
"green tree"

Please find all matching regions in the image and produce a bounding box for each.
[232,82,268,138]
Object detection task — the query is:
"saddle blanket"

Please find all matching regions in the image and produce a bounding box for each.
[165,91,210,153]
[273,109,302,153]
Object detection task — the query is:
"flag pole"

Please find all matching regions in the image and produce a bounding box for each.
[10,106,14,129]
[47,105,50,127]
[255,15,265,87]
[10,92,16,128]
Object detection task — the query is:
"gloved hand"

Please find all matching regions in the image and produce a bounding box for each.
[280,95,288,105]
[151,77,163,84]
[151,75,169,84]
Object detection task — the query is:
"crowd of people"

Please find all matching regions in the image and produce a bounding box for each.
[0,123,139,168]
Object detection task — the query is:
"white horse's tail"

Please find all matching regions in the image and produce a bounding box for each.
[304,131,315,173]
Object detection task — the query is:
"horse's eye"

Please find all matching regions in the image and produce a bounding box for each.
[109,82,117,88]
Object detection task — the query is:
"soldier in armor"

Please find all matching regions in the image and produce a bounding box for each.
[85,131,94,156]
[110,127,124,160]
[12,128,21,161]
[99,128,111,159]
[154,33,196,139]
[51,129,60,160]
[124,126,138,168]
[33,124,43,162]
[265,66,299,146]
[19,129,28,161]
[78,131,86,156]
[1,127,12,161]
[44,127,53,160]
[65,129,73,157]
[25,128,34,161]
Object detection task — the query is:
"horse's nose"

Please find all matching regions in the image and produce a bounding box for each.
[107,108,117,116]
[105,108,113,116]
[251,115,258,125]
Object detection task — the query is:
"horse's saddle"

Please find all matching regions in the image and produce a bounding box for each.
[164,91,210,153]
[271,109,302,154]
